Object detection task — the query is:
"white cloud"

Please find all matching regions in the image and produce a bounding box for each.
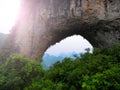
[45,35,93,56]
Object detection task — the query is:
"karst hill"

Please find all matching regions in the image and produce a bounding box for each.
[2,0,120,60]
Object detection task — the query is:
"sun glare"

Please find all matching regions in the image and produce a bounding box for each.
[0,0,20,34]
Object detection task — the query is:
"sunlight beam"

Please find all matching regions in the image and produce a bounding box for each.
[0,0,20,34]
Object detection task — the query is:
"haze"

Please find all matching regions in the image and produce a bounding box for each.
[0,0,20,34]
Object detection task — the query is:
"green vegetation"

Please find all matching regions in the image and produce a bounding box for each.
[0,43,120,90]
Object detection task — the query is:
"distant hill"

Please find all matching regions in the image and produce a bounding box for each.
[0,33,7,50]
[42,54,64,69]
[42,52,82,69]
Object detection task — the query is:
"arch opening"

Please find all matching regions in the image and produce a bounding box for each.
[42,35,93,69]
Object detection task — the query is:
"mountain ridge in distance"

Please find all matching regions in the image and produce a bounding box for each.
[42,52,83,69]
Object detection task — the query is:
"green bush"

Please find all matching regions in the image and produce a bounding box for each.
[0,43,120,90]
[0,55,44,90]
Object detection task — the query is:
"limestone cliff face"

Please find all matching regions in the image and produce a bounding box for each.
[4,0,120,60]
[0,33,7,50]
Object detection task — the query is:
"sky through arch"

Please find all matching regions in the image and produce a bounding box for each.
[45,35,93,56]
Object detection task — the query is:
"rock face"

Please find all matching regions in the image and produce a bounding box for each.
[0,33,7,50]
[3,0,120,60]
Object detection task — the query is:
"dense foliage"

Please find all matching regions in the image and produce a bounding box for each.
[0,43,120,90]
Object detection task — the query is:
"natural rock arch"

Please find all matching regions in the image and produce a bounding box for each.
[2,0,120,61]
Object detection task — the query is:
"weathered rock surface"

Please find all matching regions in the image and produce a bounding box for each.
[0,33,7,50]
[2,0,120,60]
